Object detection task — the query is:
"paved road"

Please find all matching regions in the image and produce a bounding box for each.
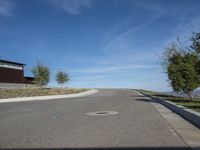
[0,89,190,149]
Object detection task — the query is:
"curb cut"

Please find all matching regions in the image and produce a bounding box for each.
[138,91,200,129]
[0,89,98,103]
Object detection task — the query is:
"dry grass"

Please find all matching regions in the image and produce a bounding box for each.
[139,89,200,112]
[0,88,88,99]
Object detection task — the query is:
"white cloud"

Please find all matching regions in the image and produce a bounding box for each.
[103,16,160,53]
[49,0,93,15]
[133,0,165,14]
[0,0,14,17]
[71,64,159,74]
[174,16,200,39]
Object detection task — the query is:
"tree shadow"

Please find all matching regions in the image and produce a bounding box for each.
[153,94,177,98]
[134,98,159,104]
[130,95,146,97]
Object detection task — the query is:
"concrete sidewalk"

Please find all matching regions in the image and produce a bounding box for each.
[0,89,98,103]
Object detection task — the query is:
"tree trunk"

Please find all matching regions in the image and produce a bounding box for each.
[187,92,193,100]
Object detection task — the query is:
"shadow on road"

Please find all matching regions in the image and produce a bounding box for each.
[130,95,146,98]
[134,98,158,103]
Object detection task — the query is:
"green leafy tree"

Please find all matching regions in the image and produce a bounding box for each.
[162,31,200,99]
[32,62,50,87]
[191,32,200,54]
[166,50,200,99]
[191,32,200,74]
[56,71,69,87]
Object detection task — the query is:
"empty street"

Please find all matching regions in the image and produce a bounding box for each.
[1,89,199,149]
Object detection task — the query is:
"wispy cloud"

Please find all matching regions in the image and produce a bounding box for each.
[49,0,93,15]
[174,16,200,39]
[103,16,159,53]
[71,64,159,74]
[158,14,200,50]
[132,0,165,14]
[0,0,15,17]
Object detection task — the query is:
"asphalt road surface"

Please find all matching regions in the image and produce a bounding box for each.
[0,89,191,149]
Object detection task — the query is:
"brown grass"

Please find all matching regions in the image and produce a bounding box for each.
[0,88,88,99]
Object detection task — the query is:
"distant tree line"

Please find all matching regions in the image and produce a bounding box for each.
[31,62,69,87]
[162,32,200,99]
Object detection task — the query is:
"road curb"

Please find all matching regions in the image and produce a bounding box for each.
[137,91,200,129]
[0,89,98,103]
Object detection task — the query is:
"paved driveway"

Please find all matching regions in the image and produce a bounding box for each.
[0,89,190,149]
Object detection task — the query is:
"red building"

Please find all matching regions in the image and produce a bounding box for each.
[0,59,34,84]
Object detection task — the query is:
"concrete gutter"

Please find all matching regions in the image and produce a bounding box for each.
[0,89,98,103]
[138,91,200,129]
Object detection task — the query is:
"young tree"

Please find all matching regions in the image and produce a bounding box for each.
[166,50,200,99]
[56,71,69,87]
[191,32,200,74]
[162,31,200,99]
[31,62,50,87]
[191,32,200,54]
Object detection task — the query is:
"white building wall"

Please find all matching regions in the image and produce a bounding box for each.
[0,62,23,70]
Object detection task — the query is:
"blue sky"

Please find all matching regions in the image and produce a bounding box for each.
[1,0,200,91]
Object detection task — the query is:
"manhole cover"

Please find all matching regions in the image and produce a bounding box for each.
[86,111,119,116]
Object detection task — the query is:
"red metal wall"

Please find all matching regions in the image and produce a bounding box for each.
[24,77,34,84]
[0,67,25,83]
